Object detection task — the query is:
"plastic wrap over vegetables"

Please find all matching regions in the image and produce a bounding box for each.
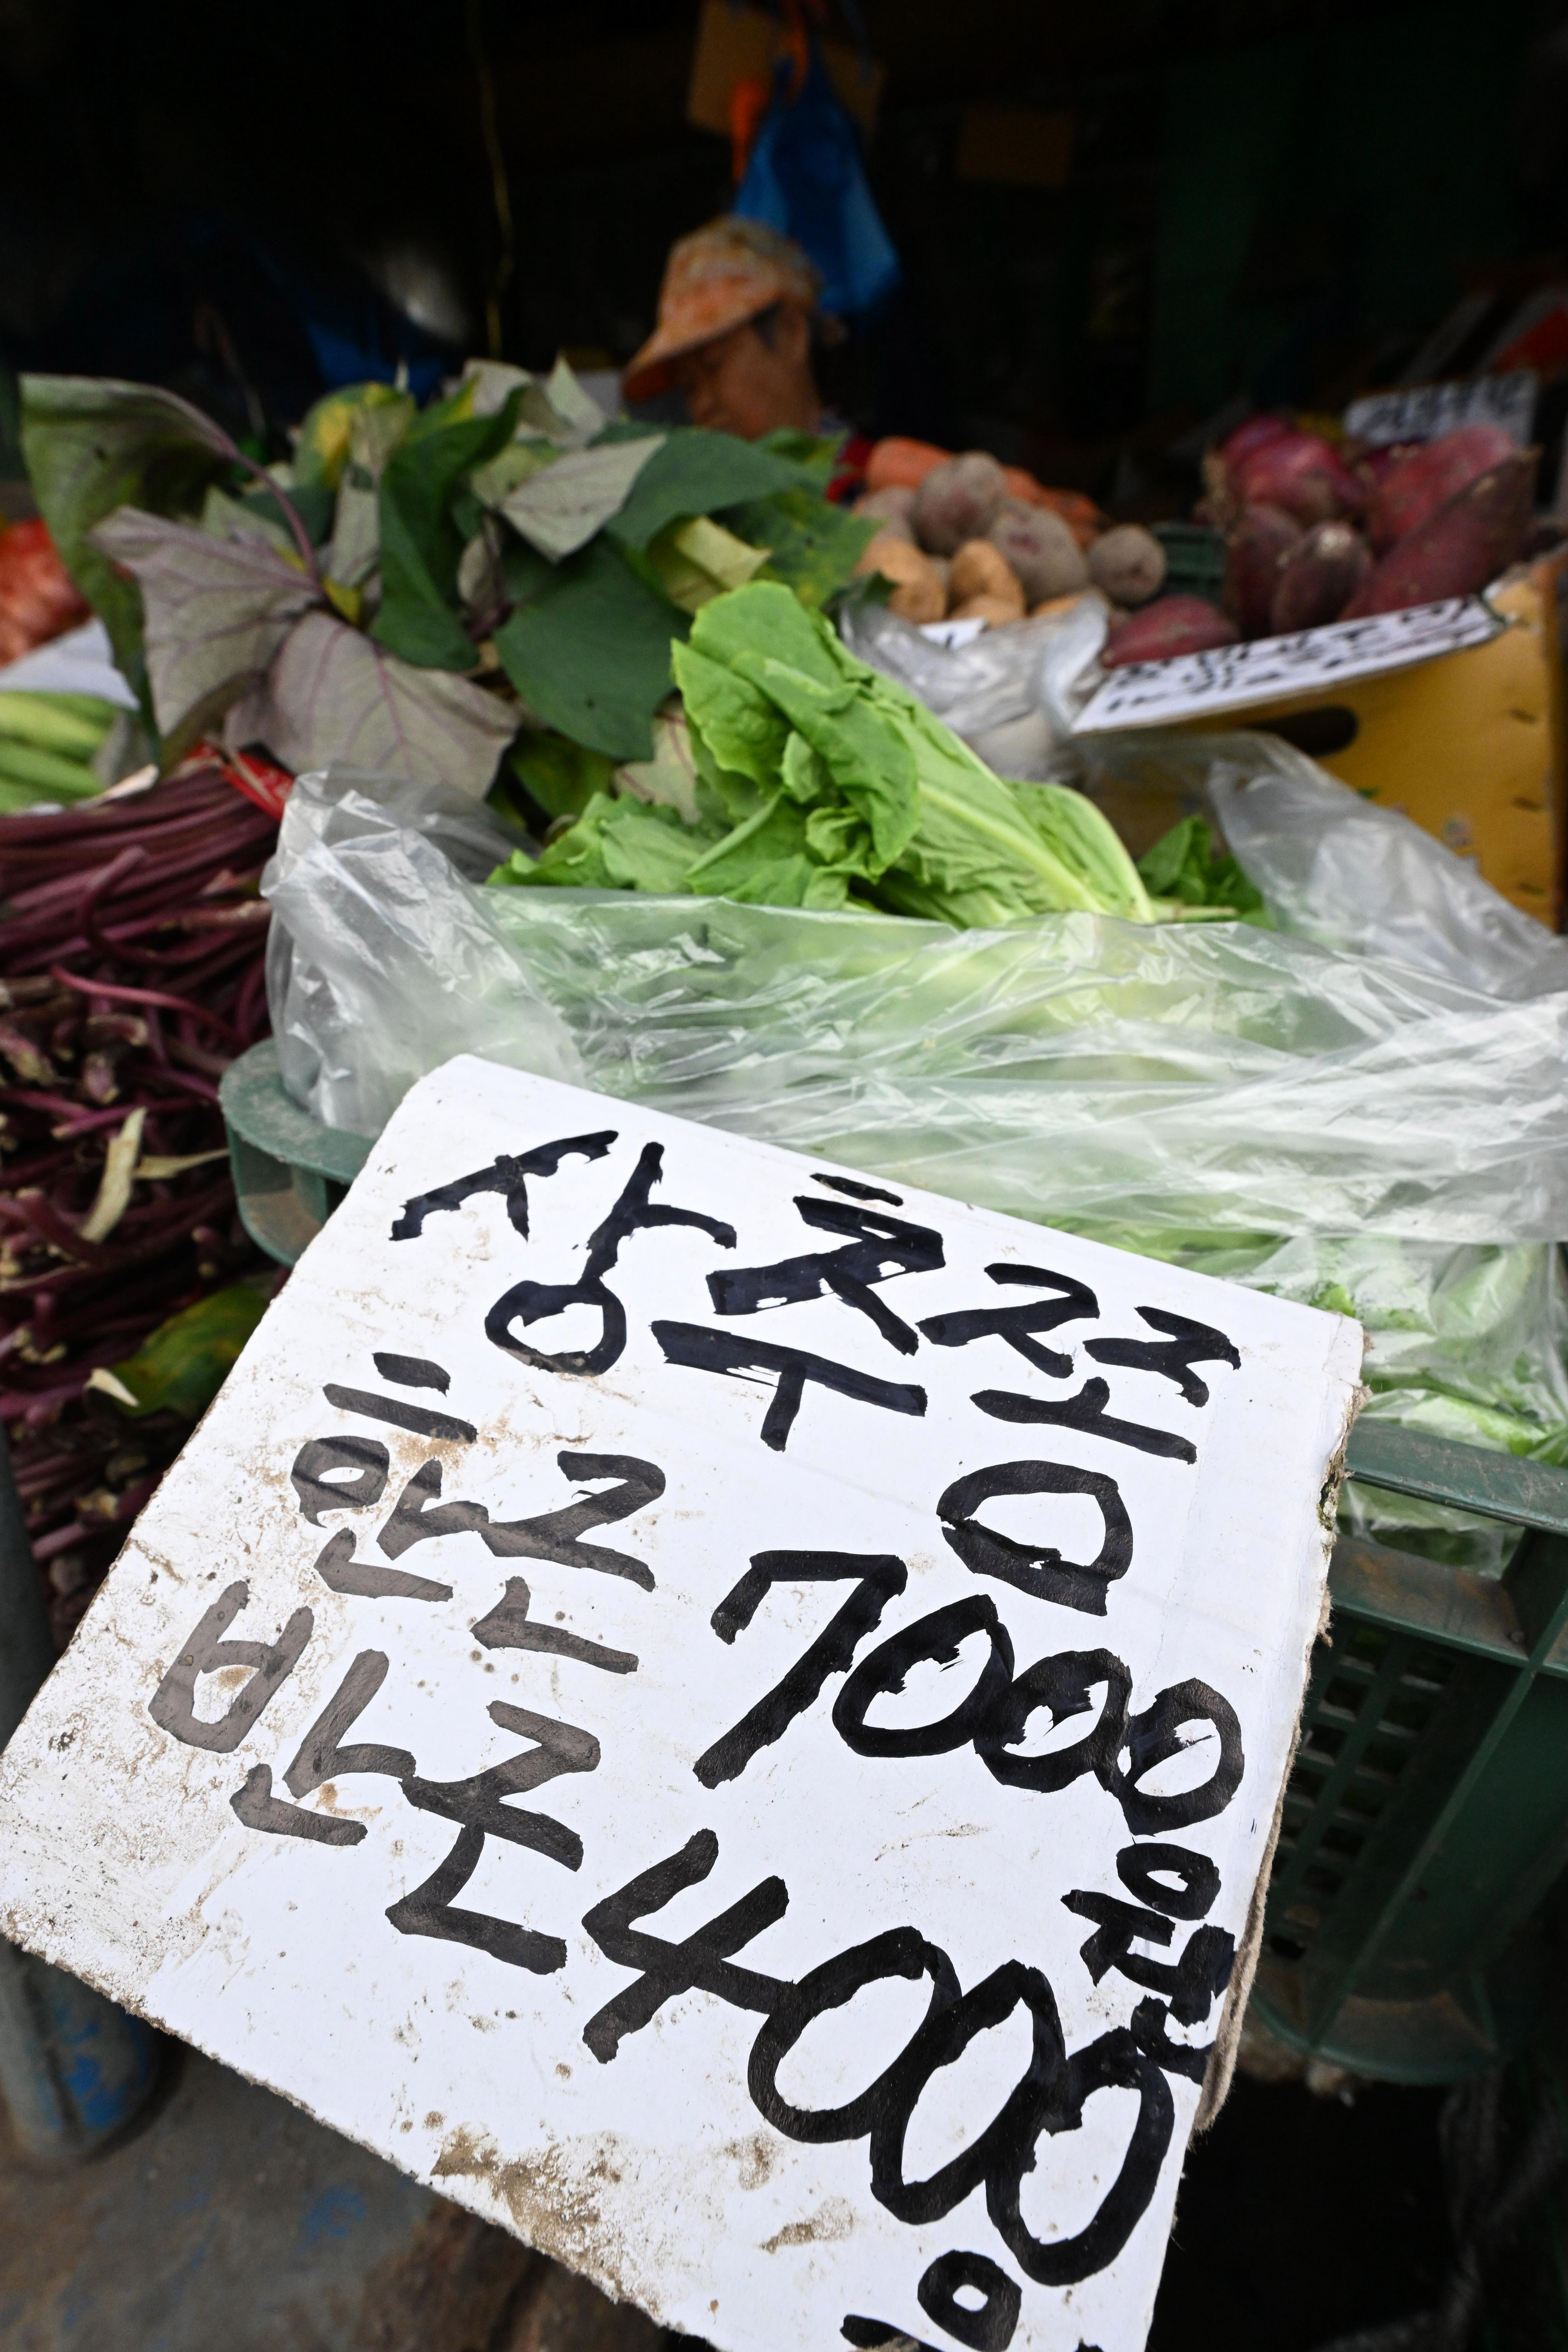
[1079,727,1568,1001]
[265,764,1568,1248]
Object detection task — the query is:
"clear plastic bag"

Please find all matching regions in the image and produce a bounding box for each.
[1079,727,1568,1000]
[264,763,1568,1562]
[266,766,1568,1245]
[837,596,1108,779]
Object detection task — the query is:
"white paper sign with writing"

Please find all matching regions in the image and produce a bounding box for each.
[0,1058,1360,2352]
[1073,594,1505,733]
[1343,372,1537,450]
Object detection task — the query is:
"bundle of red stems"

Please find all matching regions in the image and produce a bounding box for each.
[0,762,280,1638]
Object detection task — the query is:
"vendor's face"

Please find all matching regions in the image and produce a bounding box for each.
[674,309,817,440]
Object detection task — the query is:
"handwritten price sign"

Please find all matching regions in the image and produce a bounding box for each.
[0,1058,1360,2352]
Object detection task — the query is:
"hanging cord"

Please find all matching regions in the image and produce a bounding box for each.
[466,0,516,359]
[1309,2067,1567,2352]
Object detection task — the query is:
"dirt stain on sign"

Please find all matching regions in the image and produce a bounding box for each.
[433,2123,641,2300]
[760,2197,855,2253]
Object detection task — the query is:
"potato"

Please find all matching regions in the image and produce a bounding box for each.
[1087,524,1166,607]
[852,532,946,623]
[948,539,1027,618]
[950,592,1024,627]
[985,502,1087,602]
[929,554,952,606]
[853,485,918,539]
[911,451,1007,554]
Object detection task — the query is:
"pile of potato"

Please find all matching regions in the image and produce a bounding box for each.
[851,447,1168,630]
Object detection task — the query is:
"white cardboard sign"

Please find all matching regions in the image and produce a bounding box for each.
[0,1058,1360,2352]
[1343,372,1537,450]
[1072,594,1505,734]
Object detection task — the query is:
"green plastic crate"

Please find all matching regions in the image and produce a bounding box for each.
[1253,1424,1568,2084]
[220,1041,1568,2083]
[1151,520,1226,607]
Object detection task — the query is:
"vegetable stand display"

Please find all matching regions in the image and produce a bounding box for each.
[220,1045,1568,2087]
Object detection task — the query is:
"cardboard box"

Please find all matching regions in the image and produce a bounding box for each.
[1212,559,1567,927]
[1081,559,1568,928]
[687,0,883,141]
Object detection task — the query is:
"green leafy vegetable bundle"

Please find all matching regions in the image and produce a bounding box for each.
[17,366,878,796]
[494,580,1183,924]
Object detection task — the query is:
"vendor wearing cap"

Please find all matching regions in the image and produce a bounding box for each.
[623,216,841,444]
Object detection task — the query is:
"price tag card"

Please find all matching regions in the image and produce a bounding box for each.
[1072,595,1505,733]
[1343,372,1537,449]
[0,1058,1361,2352]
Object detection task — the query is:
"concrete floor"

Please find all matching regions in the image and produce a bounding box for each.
[0,2036,666,2352]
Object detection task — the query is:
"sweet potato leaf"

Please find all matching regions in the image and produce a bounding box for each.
[372,390,521,670]
[492,537,688,761]
[88,507,320,761]
[20,375,236,676]
[224,610,519,796]
[604,427,810,551]
[721,486,879,607]
[497,435,666,561]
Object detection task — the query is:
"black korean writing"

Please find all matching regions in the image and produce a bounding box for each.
[708,1193,945,1357]
[376,1449,665,1589]
[972,1375,1198,1464]
[580,1829,788,2063]
[920,1262,1099,1379]
[694,1552,909,1788]
[387,1701,600,1976]
[1085,1308,1241,1405]
[651,1322,927,1451]
[1062,1840,1235,2086]
[150,1581,312,1753]
[937,1459,1134,1616]
[1060,1894,1235,2027]
[473,1579,638,1676]
[291,1436,390,1526]
[486,1142,735,1376]
[230,1649,414,1846]
[916,2251,1022,2352]
[311,1528,452,1605]
[391,1132,617,1242]
[321,1385,477,1443]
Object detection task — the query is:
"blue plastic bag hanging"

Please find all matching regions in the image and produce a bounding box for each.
[733,40,901,320]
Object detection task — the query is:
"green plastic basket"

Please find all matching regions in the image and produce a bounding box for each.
[1253,1424,1568,2084]
[220,1043,1568,2084]
[1151,520,1226,608]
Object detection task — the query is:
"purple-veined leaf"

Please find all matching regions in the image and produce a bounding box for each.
[89,507,322,761]
[223,610,520,797]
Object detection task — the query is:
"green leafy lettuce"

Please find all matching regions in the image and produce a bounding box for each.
[492,580,1161,924]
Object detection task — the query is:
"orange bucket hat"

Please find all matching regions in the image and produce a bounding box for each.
[621,216,824,405]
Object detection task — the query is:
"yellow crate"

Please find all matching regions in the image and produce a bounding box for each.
[1212,557,1568,929]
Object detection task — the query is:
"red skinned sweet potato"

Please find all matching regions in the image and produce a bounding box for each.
[1234,431,1367,525]
[1341,456,1534,617]
[1222,503,1302,636]
[1269,520,1372,633]
[1218,413,1293,469]
[1366,425,1524,553]
[1102,595,1239,668]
